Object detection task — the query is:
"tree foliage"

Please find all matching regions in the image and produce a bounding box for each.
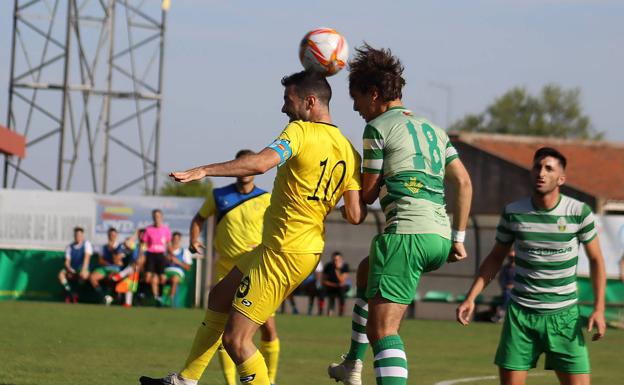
[157,178,213,197]
[451,84,603,139]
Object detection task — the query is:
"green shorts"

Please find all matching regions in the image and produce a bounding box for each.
[366,233,451,304]
[93,265,120,276]
[165,267,186,283]
[495,301,590,374]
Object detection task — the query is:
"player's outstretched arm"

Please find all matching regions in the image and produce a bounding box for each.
[170,148,281,183]
[445,159,473,262]
[456,241,511,326]
[583,237,607,341]
[342,190,367,225]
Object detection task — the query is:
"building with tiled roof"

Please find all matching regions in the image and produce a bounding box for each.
[448,132,624,214]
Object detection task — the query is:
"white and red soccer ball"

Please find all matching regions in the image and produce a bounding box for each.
[299,28,348,76]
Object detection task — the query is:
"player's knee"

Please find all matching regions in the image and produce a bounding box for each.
[260,323,278,341]
[222,330,244,360]
[366,322,392,343]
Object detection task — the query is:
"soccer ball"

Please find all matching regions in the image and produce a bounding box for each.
[299,28,348,76]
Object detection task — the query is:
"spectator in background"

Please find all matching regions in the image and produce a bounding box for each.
[165,231,192,307]
[492,249,516,322]
[112,228,146,307]
[141,209,172,306]
[322,252,350,316]
[90,227,124,304]
[58,226,92,303]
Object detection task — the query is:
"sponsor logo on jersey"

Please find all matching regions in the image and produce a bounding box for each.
[404,177,424,194]
[518,245,573,256]
[241,299,252,307]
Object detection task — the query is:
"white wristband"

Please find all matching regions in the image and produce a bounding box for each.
[451,230,466,243]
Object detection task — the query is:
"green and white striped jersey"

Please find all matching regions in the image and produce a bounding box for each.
[362,107,459,236]
[496,194,597,312]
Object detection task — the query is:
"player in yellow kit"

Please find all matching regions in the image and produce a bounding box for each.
[139,71,367,385]
[189,149,278,385]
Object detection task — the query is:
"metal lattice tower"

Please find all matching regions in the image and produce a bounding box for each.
[3,0,168,194]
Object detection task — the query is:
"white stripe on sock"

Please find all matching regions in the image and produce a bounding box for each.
[374,348,407,360]
[352,312,367,326]
[351,330,369,343]
[375,366,408,378]
[355,299,368,310]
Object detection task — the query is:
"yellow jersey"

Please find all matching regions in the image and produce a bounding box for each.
[263,120,362,253]
[198,183,271,259]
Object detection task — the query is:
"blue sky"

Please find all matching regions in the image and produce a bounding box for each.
[1,0,623,192]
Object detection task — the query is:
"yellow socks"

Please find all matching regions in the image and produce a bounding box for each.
[259,338,280,384]
[218,344,237,385]
[237,350,270,385]
[179,309,228,381]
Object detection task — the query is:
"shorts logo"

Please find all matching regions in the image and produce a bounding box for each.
[241,299,252,307]
[237,276,250,298]
[240,374,256,383]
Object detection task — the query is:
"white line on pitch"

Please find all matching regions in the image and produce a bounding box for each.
[434,373,543,385]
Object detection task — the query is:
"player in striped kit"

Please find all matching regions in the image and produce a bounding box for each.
[329,44,473,385]
[457,147,607,385]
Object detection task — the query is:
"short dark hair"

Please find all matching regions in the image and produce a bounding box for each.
[236,149,254,159]
[107,227,117,234]
[533,147,567,169]
[172,231,182,238]
[281,71,332,105]
[152,209,162,216]
[331,251,342,257]
[348,43,405,101]
[73,226,84,233]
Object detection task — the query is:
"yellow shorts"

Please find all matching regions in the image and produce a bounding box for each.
[233,245,320,325]
[212,256,237,284]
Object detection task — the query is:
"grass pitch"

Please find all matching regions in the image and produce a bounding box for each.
[1,301,621,385]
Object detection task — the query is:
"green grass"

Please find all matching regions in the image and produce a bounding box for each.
[0,301,622,385]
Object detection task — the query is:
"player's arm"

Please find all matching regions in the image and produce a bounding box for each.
[98,249,107,266]
[178,251,192,271]
[81,245,91,279]
[444,158,473,262]
[583,237,607,340]
[63,246,74,272]
[342,190,367,224]
[113,250,124,266]
[337,269,349,286]
[361,173,382,205]
[170,148,280,183]
[189,213,206,253]
[456,241,511,325]
[322,271,336,288]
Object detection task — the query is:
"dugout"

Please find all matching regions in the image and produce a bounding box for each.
[0,189,203,307]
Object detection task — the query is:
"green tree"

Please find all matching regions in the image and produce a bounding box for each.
[451,84,603,139]
[158,178,213,197]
